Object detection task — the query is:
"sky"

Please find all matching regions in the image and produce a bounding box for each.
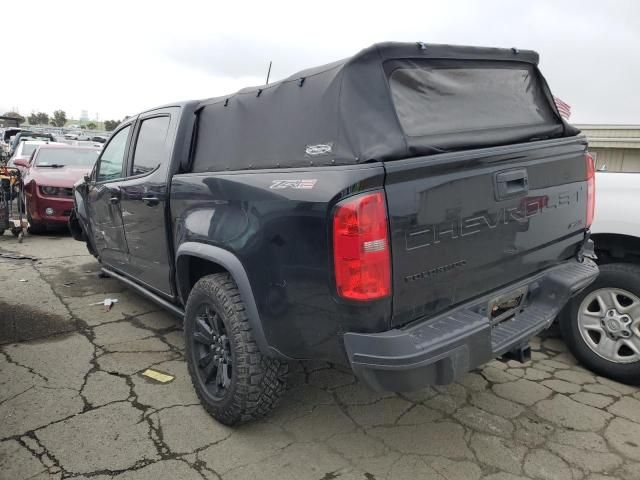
[2,0,639,124]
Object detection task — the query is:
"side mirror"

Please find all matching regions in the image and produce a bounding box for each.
[83,174,91,183]
[13,158,28,167]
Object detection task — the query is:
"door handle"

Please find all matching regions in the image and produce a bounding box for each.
[108,187,121,204]
[142,195,159,206]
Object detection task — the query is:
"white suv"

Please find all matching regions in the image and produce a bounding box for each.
[561,172,640,384]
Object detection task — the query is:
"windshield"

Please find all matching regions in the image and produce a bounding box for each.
[21,144,40,156]
[35,148,100,167]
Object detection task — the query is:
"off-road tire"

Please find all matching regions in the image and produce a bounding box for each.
[184,273,289,425]
[560,262,640,385]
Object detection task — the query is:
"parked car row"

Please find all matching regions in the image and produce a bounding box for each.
[0,127,109,161]
[63,132,107,143]
[0,127,22,160]
[7,131,55,157]
[2,136,101,233]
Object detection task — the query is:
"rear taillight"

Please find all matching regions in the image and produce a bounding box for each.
[586,152,595,228]
[333,191,391,301]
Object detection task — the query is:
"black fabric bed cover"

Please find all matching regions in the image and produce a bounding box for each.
[192,42,579,172]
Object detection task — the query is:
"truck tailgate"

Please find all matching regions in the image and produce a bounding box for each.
[385,137,589,327]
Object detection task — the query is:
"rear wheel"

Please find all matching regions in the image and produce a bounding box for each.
[184,273,289,425]
[560,263,640,385]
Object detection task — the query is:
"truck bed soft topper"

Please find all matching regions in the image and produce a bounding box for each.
[192,42,578,172]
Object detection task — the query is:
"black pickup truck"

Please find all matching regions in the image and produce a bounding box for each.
[71,42,598,425]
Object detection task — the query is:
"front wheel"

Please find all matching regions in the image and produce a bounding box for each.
[184,273,289,425]
[26,202,46,234]
[27,220,46,234]
[560,263,640,385]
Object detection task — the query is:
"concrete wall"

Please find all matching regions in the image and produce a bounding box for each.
[575,124,640,173]
[590,147,640,172]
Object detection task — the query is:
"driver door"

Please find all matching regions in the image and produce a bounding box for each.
[85,123,133,268]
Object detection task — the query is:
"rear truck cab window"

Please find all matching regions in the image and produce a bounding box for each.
[71,43,600,426]
[387,60,557,137]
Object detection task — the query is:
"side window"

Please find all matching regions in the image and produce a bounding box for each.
[131,116,170,176]
[96,126,131,182]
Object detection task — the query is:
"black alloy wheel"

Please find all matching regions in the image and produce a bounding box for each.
[191,303,233,400]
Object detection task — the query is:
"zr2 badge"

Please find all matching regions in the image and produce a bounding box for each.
[270,179,318,190]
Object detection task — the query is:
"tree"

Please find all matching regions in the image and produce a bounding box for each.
[86,122,97,130]
[2,111,25,125]
[28,112,49,125]
[50,110,67,127]
[104,120,120,131]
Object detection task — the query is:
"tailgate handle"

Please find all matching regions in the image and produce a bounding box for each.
[495,169,528,200]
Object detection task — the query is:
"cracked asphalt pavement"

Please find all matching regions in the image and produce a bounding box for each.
[1,233,640,480]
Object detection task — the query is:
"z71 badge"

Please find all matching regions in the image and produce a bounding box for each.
[270,179,317,190]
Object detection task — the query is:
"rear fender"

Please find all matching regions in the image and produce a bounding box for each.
[175,242,277,358]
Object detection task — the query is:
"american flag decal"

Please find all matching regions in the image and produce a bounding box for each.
[554,96,572,120]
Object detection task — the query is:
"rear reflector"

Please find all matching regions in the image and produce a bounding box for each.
[333,191,391,300]
[586,152,595,228]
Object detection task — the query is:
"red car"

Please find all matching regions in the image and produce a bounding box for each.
[16,144,100,233]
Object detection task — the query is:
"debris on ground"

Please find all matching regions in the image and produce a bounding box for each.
[0,252,38,261]
[142,369,175,383]
[19,279,28,282]
[90,298,119,311]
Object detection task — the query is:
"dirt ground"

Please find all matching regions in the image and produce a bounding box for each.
[1,231,639,480]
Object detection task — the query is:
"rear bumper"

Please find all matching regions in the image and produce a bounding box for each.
[344,258,598,392]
